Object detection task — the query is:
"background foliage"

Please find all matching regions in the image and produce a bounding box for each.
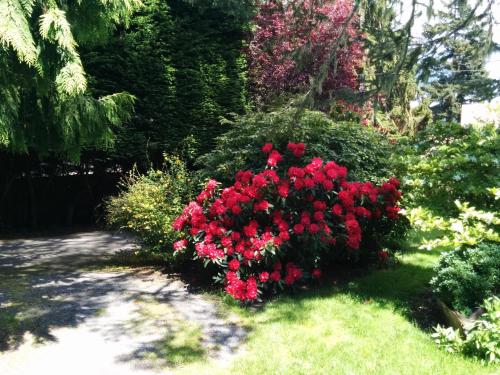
[197,109,398,185]
[399,122,499,214]
[0,0,139,159]
[84,0,249,168]
[105,155,194,256]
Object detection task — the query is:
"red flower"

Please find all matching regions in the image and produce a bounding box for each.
[262,143,273,154]
[231,205,242,215]
[172,216,187,231]
[293,223,305,234]
[312,268,322,278]
[254,200,269,212]
[385,205,400,219]
[322,180,334,190]
[345,218,361,249]
[173,239,188,252]
[288,166,305,178]
[277,182,290,198]
[284,262,302,285]
[339,190,354,208]
[221,237,232,248]
[309,223,320,234]
[228,259,240,271]
[313,200,327,211]
[244,249,255,260]
[300,212,311,226]
[267,150,283,167]
[304,177,315,188]
[355,206,371,218]
[270,270,281,282]
[235,170,253,185]
[243,221,259,237]
[313,211,324,222]
[259,272,270,283]
[294,178,305,190]
[378,250,390,260]
[206,179,218,191]
[279,231,290,241]
[263,169,280,184]
[252,174,267,188]
[284,274,295,285]
[332,204,343,216]
[388,177,400,188]
[246,277,258,300]
[273,237,283,247]
[287,142,306,157]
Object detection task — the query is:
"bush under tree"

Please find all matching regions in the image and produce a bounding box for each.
[174,142,404,302]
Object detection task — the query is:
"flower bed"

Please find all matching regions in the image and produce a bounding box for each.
[172,143,403,302]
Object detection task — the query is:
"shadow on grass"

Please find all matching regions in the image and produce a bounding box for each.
[247,253,444,331]
[117,321,207,369]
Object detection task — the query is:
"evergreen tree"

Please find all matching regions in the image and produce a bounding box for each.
[84,0,249,168]
[419,0,499,122]
[0,0,139,159]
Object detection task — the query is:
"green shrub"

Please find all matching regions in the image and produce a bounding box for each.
[399,121,499,214]
[197,109,398,185]
[406,198,500,251]
[105,156,193,257]
[430,243,500,315]
[432,296,500,365]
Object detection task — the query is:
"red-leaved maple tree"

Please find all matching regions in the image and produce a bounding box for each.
[248,0,365,107]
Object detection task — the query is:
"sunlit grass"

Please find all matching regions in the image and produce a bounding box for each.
[177,249,498,375]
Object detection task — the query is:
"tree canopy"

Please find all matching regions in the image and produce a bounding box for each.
[0,0,139,159]
[419,0,500,122]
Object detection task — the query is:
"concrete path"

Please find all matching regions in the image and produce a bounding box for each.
[0,232,245,375]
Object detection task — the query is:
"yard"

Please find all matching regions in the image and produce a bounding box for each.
[1,0,499,374]
[176,249,494,374]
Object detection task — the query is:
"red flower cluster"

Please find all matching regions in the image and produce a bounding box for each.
[173,142,402,302]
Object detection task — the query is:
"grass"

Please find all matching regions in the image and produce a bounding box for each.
[130,296,208,368]
[175,248,498,375]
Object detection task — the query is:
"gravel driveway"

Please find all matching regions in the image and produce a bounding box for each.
[0,232,245,375]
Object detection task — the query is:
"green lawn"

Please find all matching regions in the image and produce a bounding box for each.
[177,250,498,375]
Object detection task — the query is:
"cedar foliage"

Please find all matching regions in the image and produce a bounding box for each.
[0,0,139,159]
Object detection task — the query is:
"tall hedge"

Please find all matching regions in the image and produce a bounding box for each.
[84,0,249,168]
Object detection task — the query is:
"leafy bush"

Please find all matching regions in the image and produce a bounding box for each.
[400,121,499,214]
[106,156,193,256]
[432,296,500,365]
[174,142,404,302]
[405,199,500,252]
[197,109,398,185]
[430,243,500,315]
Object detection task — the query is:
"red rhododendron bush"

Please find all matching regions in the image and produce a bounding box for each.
[172,142,402,302]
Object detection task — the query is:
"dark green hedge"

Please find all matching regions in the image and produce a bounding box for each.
[84,0,249,169]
